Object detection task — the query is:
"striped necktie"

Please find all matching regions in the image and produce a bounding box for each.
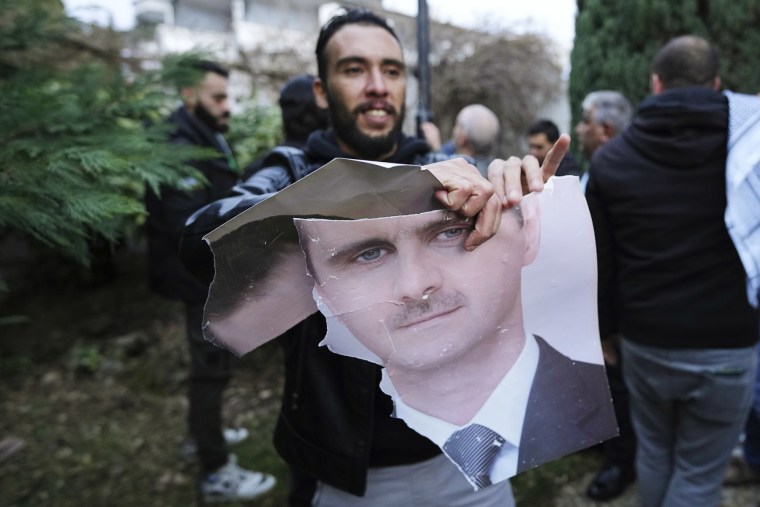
[443,423,505,489]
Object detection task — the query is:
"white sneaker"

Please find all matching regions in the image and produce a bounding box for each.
[222,427,249,446]
[201,457,276,503]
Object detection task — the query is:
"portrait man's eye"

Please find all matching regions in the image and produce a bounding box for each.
[434,226,470,242]
[428,221,473,247]
[355,247,388,263]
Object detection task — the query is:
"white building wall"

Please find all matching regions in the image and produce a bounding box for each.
[130,0,570,141]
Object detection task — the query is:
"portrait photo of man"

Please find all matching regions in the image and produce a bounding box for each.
[201,159,617,490]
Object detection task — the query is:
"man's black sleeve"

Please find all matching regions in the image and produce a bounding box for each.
[584,164,618,340]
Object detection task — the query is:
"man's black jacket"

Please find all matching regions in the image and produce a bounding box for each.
[586,87,757,349]
[145,106,237,303]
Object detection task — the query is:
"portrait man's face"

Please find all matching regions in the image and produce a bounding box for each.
[297,206,540,373]
[314,24,406,159]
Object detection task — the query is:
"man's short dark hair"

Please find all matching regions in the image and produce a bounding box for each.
[315,8,400,85]
[193,60,230,78]
[651,35,719,90]
[526,120,560,143]
[165,54,229,90]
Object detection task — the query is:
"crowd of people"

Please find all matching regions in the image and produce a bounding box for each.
[145,6,760,506]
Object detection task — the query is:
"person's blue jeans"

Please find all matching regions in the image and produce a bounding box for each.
[622,340,757,507]
[743,343,760,470]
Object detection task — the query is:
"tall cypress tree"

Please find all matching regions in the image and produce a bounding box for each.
[569,0,760,160]
[707,1,760,92]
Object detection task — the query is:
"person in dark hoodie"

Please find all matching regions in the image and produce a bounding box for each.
[182,9,568,506]
[585,35,759,506]
[278,74,329,149]
[144,59,276,503]
[242,74,329,179]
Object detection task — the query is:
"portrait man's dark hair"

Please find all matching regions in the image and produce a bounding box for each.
[205,216,300,323]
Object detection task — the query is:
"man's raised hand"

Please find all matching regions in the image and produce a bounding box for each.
[487,133,571,207]
[423,158,501,251]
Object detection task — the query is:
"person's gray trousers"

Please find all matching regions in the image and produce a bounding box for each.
[622,339,757,507]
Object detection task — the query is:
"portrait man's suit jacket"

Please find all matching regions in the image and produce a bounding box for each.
[517,336,617,473]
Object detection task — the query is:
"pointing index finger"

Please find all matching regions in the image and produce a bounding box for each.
[541,133,571,181]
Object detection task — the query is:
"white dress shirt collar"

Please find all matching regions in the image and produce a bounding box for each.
[380,332,540,481]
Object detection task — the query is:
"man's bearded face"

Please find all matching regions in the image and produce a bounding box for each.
[326,86,404,160]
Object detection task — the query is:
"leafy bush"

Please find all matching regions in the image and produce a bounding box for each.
[227,98,283,169]
[0,0,210,271]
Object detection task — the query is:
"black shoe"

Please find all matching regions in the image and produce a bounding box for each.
[585,464,635,501]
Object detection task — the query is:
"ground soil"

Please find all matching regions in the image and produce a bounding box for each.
[1,245,757,506]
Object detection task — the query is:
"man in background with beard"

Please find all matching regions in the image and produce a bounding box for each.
[145,59,276,503]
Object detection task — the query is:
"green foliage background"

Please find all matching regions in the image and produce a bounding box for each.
[0,1,284,286]
[0,0,208,273]
[569,0,760,161]
[228,99,283,169]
